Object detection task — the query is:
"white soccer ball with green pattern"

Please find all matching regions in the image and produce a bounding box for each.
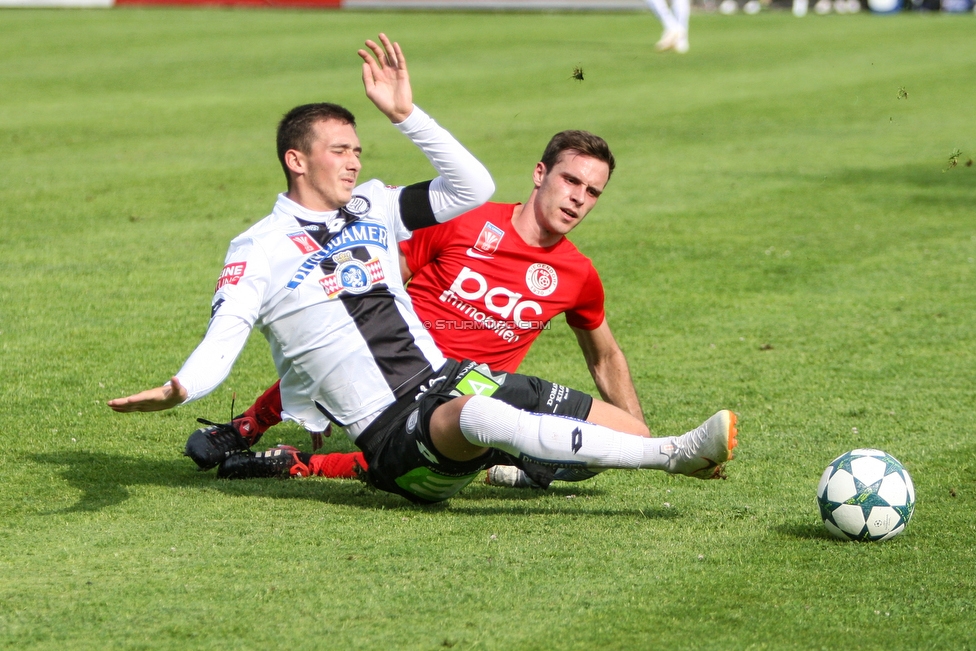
[816,449,915,541]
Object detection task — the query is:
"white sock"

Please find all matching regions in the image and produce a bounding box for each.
[673,0,691,30]
[644,0,682,33]
[459,396,674,471]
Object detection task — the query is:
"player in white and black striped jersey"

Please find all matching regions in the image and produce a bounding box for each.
[109,34,737,503]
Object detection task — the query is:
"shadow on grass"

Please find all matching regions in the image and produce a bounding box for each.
[30,450,400,512]
[31,451,665,518]
[774,521,836,541]
[447,502,680,519]
[446,483,680,519]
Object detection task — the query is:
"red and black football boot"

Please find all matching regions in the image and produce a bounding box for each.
[217,446,311,480]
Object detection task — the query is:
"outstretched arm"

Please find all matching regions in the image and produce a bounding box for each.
[572,320,645,425]
[108,307,254,413]
[108,376,189,412]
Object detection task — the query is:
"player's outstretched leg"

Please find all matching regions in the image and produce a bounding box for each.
[217,447,367,480]
[459,396,737,479]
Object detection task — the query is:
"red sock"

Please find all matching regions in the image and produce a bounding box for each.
[239,381,284,436]
[307,452,368,479]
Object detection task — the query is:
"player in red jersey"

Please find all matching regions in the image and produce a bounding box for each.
[402,201,606,374]
[190,130,646,487]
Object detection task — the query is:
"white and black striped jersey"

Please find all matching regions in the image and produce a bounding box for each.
[174,106,494,439]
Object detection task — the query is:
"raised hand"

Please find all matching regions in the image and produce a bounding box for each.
[358,33,413,124]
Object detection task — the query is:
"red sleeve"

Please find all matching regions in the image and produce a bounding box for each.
[399,218,454,275]
[565,263,606,330]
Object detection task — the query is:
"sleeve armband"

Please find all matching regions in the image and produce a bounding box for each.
[398,180,437,231]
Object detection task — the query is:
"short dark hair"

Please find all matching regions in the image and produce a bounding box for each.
[539,130,615,179]
[276,103,357,187]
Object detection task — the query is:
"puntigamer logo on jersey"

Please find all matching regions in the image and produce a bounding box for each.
[321,223,389,258]
[215,262,246,292]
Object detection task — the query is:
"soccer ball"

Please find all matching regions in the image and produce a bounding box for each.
[816,449,915,541]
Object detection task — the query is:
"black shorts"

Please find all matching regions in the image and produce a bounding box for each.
[355,359,593,504]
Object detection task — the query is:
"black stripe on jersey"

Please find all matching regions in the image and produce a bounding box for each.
[340,288,434,399]
[398,180,437,231]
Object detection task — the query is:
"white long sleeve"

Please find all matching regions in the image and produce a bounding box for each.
[394,106,494,222]
[174,315,253,404]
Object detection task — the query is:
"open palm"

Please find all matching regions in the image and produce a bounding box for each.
[359,33,413,124]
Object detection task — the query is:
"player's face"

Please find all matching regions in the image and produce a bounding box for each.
[297,119,363,210]
[532,152,609,238]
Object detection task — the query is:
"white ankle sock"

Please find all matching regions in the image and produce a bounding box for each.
[459,396,675,470]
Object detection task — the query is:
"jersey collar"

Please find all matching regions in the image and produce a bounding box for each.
[274,193,349,234]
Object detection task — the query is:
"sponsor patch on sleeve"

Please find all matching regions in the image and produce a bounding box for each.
[215,262,247,292]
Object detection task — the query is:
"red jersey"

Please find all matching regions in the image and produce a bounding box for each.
[400,202,605,373]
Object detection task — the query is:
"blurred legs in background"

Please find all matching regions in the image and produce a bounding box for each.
[646,0,690,53]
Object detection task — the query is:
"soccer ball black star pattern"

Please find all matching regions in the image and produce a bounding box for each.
[816,449,915,542]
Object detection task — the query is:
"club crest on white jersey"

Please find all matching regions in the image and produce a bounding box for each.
[320,251,386,298]
[343,195,372,218]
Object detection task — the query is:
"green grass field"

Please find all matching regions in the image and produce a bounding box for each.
[1,8,975,649]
